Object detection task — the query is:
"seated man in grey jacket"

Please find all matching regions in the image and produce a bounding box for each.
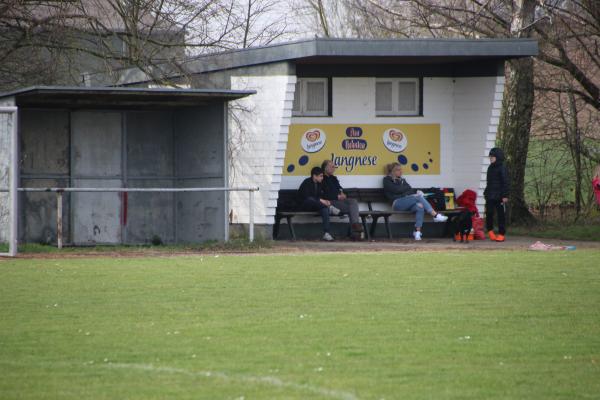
[382,162,447,241]
[321,160,364,239]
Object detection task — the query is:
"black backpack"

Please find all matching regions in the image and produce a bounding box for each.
[424,187,446,211]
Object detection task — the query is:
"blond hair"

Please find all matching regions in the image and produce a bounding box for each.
[386,162,401,175]
[594,164,600,180]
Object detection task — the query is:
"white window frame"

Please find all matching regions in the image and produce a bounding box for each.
[292,77,329,117]
[375,78,420,117]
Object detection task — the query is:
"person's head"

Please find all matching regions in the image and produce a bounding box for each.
[387,162,402,178]
[310,166,324,183]
[594,164,600,179]
[489,147,505,164]
[321,160,336,176]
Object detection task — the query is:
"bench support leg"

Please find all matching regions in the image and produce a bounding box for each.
[384,216,392,239]
[273,216,281,239]
[360,216,370,240]
[286,216,296,240]
[370,216,380,238]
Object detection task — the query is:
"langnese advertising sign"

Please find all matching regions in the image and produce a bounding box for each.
[283,124,440,176]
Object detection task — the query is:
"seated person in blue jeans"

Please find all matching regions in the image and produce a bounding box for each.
[297,166,340,241]
[382,162,447,241]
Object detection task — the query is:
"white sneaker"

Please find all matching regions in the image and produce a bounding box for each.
[329,205,341,215]
[413,231,422,241]
[433,213,448,222]
[322,232,334,241]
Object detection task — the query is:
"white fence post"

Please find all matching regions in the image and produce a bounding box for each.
[0,107,18,257]
[56,191,63,249]
[249,189,255,243]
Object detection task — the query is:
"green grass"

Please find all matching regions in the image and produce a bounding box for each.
[511,222,600,241]
[525,138,599,207]
[1,252,599,399]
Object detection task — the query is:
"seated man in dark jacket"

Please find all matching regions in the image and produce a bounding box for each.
[321,160,364,238]
[297,166,339,241]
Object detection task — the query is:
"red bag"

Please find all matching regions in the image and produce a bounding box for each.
[472,216,485,240]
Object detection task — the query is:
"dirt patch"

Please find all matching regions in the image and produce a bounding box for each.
[2,235,599,260]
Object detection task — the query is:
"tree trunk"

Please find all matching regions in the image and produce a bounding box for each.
[498,57,535,224]
[567,91,582,219]
[497,0,536,224]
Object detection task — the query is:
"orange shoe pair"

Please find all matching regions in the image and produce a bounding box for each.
[487,231,505,242]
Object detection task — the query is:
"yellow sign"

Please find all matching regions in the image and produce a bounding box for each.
[283,124,440,175]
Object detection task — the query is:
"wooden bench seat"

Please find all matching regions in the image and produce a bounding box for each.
[274,188,465,240]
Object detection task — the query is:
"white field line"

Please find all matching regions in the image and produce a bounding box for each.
[105,362,359,400]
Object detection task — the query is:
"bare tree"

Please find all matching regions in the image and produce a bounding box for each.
[0,0,292,90]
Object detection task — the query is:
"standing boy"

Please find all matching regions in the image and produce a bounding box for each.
[484,147,510,242]
[297,166,340,241]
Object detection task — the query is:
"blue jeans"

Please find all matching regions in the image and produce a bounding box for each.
[301,197,330,233]
[392,195,433,228]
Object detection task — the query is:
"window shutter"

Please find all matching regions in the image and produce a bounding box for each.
[376,82,393,112]
[398,81,417,112]
[292,81,302,113]
[305,81,326,112]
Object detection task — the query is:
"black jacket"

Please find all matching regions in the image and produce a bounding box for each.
[383,175,416,202]
[322,175,343,201]
[298,177,324,201]
[484,148,510,201]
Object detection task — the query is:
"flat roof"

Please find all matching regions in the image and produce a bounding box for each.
[0,86,256,108]
[100,38,538,86]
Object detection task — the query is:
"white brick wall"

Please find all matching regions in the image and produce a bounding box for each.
[228,75,296,225]
[452,76,505,213]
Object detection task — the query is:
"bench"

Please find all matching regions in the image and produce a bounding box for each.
[273,190,352,240]
[344,188,464,240]
[274,188,465,240]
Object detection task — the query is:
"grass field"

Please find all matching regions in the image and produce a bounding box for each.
[1,251,599,399]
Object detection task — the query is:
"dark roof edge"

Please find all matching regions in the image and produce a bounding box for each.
[90,38,538,86]
[0,86,256,100]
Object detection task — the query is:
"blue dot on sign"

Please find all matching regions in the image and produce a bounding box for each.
[428,152,431,155]
[423,163,429,170]
[287,164,295,173]
[429,158,433,163]
[298,155,309,166]
[411,163,419,172]
[398,155,408,165]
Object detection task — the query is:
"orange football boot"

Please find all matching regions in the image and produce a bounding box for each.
[487,230,497,241]
[495,234,505,242]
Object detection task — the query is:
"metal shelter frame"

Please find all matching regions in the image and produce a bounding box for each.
[0,186,258,257]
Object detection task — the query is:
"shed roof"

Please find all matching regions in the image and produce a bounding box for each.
[102,38,538,85]
[0,86,255,108]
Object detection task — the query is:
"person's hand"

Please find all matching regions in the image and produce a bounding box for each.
[320,199,330,206]
[502,197,508,203]
[338,193,347,200]
[416,190,424,197]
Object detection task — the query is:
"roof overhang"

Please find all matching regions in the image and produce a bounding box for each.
[0,86,256,109]
[94,38,538,86]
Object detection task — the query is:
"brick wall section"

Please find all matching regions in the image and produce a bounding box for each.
[228,75,296,225]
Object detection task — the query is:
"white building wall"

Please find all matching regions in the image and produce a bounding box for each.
[228,74,502,227]
[452,76,505,213]
[229,75,296,225]
[283,77,456,190]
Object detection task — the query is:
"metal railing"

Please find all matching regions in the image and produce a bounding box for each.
[0,186,259,256]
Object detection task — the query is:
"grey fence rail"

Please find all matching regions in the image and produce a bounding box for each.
[0,186,259,256]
